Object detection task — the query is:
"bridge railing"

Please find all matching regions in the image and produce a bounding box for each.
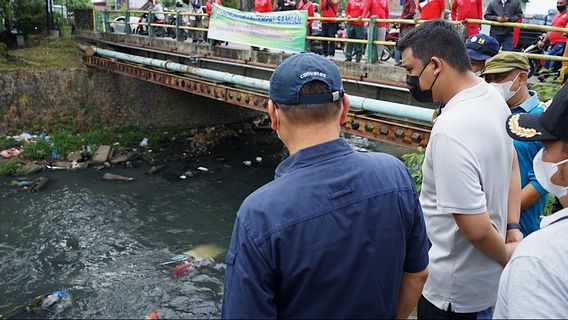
[87,8,568,65]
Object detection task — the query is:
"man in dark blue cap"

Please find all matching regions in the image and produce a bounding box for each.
[465,33,500,74]
[495,83,568,318]
[221,53,431,319]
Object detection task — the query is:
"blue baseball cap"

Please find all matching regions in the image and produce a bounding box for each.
[466,34,500,61]
[269,53,345,105]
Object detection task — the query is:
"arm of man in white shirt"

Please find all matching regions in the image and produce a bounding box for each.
[506,149,523,243]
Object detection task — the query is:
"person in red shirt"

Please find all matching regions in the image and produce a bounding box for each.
[539,0,568,71]
[205,0,223,46]
[297,0,315,34]
[395,0,416,66]
[345,0,367,62]
[255,0,273,13]
[362,0,389,63]
[451,0,482,37]
[319,0,340,58]
[418,0,444,21]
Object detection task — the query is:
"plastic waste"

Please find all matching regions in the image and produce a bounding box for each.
[51,151,60,159]
[159,254,188,266]
[197,167,209,172]
[171,261,193,278]
[255,157,262,163]
[9,179,31,188]
[139,138,149,147]
[243,160,252,166]
[41,291,65,309]
[1,148,22,159]
[102,172,134,182]
[145,310,161,320]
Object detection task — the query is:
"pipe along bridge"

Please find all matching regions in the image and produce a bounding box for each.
[81,45,433,149]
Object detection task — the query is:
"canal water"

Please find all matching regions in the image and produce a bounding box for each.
[0,134,408,319]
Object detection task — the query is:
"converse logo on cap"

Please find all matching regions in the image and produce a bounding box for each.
[299,71,327,79]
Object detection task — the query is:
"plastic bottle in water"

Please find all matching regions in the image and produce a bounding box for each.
[41,290,65,309]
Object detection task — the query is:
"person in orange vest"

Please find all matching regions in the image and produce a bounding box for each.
[451,0,482,37]
[362,0,389,63]
[345,0,368,62]
[297,0,315,34]
[417,0,445,21]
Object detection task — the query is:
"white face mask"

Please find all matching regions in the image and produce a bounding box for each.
[490,73,522,102]
[533,148,568,198]
[474,71,482,77]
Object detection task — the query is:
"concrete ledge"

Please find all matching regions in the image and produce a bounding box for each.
[89,33,408,85]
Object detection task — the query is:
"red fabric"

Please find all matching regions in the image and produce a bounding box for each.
[255,0,272,13]
[362,0,389,28]
[513,17,521,48]
[418,0,445,21]
[549,11,568,45]
[297,0,314,28]
[346,0,367,26]
[320,0,339,24]
[206,0,222,14]
[451,0,481,36]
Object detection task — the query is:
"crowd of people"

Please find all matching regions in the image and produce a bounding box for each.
[220,19,568,319]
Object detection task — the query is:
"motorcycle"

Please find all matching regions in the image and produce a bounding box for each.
[523,35,546,79]
[381,25,399,62]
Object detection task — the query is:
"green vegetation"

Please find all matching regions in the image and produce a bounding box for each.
[22,137,51,160]
[0,158,21,176]
[543,193,556,217]
[0,38,82,71]
[531,83,561,103]
[51,129,83,157]
[0,136,23,150]
[402,147,425,193]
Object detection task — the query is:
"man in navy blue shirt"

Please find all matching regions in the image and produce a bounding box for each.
[221,53,431,319]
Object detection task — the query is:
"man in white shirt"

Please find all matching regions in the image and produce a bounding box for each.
[397,19,521,319]
[153,0,166,20]
[495,84,568,319]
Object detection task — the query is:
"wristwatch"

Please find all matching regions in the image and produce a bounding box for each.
[506,223,522,231]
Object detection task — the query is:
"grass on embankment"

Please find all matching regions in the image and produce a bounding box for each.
[0,37,83,71]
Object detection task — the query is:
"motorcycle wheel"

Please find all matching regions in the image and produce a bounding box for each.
[379,48,391,62]
[528,59,539,78]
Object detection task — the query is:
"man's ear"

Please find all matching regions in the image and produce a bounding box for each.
[339,94,350,125]
[431,56,443,75]
[268,100,278,130]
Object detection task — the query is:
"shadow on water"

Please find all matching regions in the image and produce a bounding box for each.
[0,133,409,319]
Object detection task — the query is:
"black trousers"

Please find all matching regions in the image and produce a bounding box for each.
[417,296,478,320]
[321,22,338,57]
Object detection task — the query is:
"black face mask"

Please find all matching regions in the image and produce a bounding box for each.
[558,5,567,12]
[406,60,440,103]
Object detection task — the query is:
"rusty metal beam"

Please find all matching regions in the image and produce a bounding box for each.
[82,55,431,148]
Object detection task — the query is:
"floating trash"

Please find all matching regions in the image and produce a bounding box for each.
[159,254,188,266]
[243,160,252,167]
[171,261,193,278]
[255,157,263,163]
[145,310,161,320]
[184,244,223,261]
[197,167,209,172]
[102,172,134,182]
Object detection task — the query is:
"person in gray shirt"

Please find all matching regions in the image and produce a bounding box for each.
[484,0,523,51]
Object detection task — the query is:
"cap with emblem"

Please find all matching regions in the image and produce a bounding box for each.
[481,52,530,76]
[466,33,500,62]
[506,84,568,141]
[269,53,345,105]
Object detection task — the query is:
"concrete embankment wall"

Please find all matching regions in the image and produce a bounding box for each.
[0,67,260,133]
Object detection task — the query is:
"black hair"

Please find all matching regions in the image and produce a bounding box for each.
[397,19,471,73]
[276,81,342,124]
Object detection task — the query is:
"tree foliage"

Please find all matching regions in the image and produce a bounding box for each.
[67,0,93,9]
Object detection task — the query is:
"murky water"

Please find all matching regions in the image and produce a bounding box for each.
[0,134,409,319]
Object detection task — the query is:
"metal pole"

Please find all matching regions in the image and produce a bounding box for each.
[46,0,50,33]
[80,45,435,122]
[367,16,377,64]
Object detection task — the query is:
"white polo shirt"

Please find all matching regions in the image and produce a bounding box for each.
[494,208,568,318]
[420,79,513,313]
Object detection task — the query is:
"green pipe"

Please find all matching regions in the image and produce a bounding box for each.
[80,45,434,122]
